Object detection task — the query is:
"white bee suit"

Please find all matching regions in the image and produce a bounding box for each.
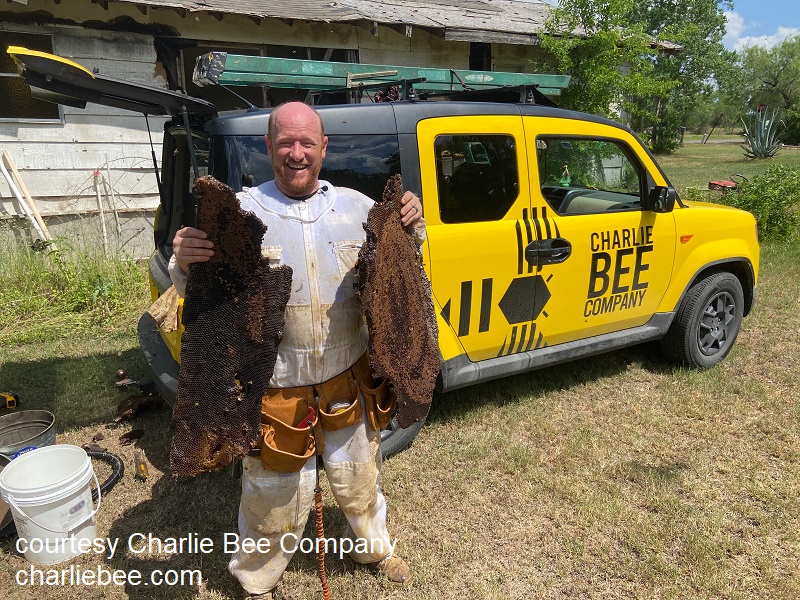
[169,180,405,595]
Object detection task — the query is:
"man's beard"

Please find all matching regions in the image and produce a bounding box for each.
[275,163,321,197]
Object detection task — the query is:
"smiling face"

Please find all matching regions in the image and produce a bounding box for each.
[266,102,328,198]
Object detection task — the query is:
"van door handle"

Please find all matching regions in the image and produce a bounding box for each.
[525,238,572,266]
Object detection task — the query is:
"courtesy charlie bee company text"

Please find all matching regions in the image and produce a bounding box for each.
[14,532,398,587]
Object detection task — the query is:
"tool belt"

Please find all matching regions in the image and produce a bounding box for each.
[256,353,396,472]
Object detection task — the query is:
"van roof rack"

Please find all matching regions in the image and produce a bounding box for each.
[193,52,569,105]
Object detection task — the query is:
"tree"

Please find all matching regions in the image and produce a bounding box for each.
[538,0,673,121]
[738,36,800,145]
[702,59,749,134]
[539,0,732,152]
[625,0,734,152]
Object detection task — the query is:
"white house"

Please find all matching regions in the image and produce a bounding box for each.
[1,0,557,256]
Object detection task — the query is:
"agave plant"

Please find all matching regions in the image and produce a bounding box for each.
[741,107,785,159]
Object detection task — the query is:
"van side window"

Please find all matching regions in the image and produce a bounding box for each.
[435,135,519,223]
[537,137,643,216]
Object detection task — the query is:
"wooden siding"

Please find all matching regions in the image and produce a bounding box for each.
[0,24,165,257]
[1,0,561,258]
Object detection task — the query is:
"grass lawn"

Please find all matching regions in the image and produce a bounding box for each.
[0,149,798,599]
[656,142,800,194]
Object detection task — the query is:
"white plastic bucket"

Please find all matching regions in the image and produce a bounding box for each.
[0,444,101,565]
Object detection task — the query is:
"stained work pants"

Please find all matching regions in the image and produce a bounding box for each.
[228,411,392,595]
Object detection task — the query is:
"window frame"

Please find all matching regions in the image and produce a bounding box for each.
[434,132,520,224]
[0,30,64,124]
[535,134,646,217]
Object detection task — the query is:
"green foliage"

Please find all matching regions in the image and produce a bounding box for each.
[720,165,800,242]
[540,0,732,153]
[741,108,784,159]
[738,36,800,145]
[538,0,674,120]
[739,36,800,108]
[0,230,147,344]
[650,94,687,153]
[782,105,800,146]
[626,0,734,152]
[680,186,716,202]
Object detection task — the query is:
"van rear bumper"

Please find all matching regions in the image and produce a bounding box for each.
[137,312,178,407]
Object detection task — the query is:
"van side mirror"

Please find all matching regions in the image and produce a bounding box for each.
[647,185,677,213]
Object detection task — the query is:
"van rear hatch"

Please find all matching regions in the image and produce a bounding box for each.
[8,46,216,117]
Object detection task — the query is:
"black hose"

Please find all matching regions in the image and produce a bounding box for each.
[0,450,125,540]
[87,450,125,502]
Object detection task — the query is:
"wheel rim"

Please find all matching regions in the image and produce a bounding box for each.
[697,291,736,356]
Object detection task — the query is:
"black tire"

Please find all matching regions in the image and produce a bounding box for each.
[380,416,425,459]
[661,272,744,368]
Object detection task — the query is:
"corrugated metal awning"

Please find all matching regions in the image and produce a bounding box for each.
[109,1,680,52]
[113,0,552,41]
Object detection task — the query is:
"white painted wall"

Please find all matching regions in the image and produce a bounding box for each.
[1,19,167,257]
[358,26,470,69]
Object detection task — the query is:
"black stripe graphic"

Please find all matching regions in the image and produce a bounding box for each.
[506,326,518,356]
[515,220,523,275]
[516,324,528,354]
[525,323,537,352]
[524,212,534,274]
[479,278,492,333]
[553,220,561,238]
[523,212,533,244]
[441,299,451,325]
[458,281,472,337]
[534,331,544,350]
[542,206,552,239]
[531,207,543,241]
[497,336,508,358]
[531,208,544,273]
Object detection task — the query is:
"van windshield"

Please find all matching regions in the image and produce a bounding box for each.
[212,134,401,201]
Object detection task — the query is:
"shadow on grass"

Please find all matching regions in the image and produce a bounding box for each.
[0,347,149,432]
[426,340,668,427]
[102,453,378,598]
[0,363,351,598]
[613,459,690,486]
[0,334,674,598]
[102,461,242,598]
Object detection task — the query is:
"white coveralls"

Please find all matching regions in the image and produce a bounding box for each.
[169,180,415,595]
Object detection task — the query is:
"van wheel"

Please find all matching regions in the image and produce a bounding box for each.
[661,272,744,368]
[380,417,425,459]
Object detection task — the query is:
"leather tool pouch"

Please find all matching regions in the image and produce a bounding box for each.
[351,354,396,431]
[359,378,396,431]
[316,370,362,431]
[260,387,324,472]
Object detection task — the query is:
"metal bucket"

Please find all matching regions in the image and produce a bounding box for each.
[0,454,12,533]
[0,410,56,460]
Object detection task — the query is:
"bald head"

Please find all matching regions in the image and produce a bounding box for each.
[268,102,324,143]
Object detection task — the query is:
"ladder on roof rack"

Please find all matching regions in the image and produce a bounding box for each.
[193,52,570,104]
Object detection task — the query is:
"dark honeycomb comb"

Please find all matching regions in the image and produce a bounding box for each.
[171,176,292,477]
[357,174,440,428]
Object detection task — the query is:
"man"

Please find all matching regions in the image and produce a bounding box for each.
[169,101,423,599]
